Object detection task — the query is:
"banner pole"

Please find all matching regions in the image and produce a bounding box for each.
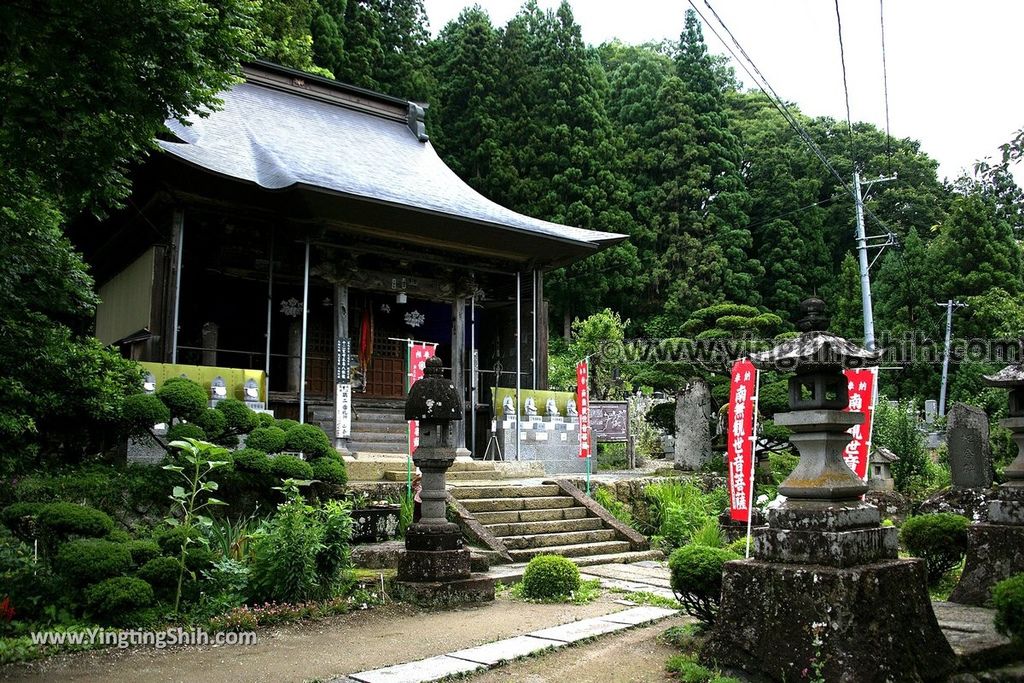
[745,364,761,558]
[407,341,412,499]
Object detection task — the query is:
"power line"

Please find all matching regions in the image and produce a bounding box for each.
[690,0,898,242]
[879,0,893,176]
[834,0,855,152]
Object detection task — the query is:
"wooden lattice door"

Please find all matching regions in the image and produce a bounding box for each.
[365,337,404,398]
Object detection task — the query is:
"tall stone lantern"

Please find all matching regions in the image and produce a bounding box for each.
[703,298,955,681]
[396,356,495,604]
[949,362,1024,604]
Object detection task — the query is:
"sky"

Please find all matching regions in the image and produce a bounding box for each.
[423,0,1024,185]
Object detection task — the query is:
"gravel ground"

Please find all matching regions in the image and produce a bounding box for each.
[1,593,638,683]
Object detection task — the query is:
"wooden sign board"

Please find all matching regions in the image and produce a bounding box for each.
[590,401,629,442]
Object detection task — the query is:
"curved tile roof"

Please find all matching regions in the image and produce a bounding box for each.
[157,65,626,252]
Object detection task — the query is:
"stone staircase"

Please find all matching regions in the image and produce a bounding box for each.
[308,398,410,455]
[450,483,650,563]
[382,460,502,482]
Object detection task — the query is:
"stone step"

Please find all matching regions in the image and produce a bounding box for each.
[500,528,619,551]
[449,485,562,500]
[350,442,408,455]
[348,430,408,443]
[485,517,605,537]
[508,540,632,562]
[460,496,576,513]
[474,507,590,525]
[381,469,502,482]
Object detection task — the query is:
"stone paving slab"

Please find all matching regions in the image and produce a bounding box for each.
[527,617,626,643]
[579,563,673,588]
[580,575,677,600]
[598,606,678,626]
[933,600,1016,670]
[348,655,486,683]
[447,635,562,666]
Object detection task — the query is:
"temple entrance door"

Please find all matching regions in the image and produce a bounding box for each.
[365,337,404,398]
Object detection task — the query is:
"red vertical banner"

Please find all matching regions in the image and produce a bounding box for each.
[727,359,758,522]
[408,343,437,454]
[576,360,592,459]
[842,367,877,481]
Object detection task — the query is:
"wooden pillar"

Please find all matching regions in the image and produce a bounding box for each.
[163,210,185,363]
[452,296,470,458]
[201,322,218,366]
[536,271,549,390]
[333,283,352,455]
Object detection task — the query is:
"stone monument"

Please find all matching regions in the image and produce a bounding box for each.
[396,357,495,604]
[703,297,955,681]
[673,378,712,470]
[949,363,1024,605]
[947,402,993,489]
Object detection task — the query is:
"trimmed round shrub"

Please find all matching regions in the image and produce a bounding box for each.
[38,502,114,540]
[54,538,133,586]
[107,528,132,543]
[900,513,970,584]
[216,398,258,434]
[993,573,1024,640]
[521,554,581,599]
[185,546,215,572]
[152,524,200,555]
[233,448,272,475]
[256,412,276,428]
[669,544,740,625]
[194,408,227,439]
[284,424,333,459]
[269,454,314,480]
[246,426,286,454]
[122,393,170,434]
[85,576,155,624]
[311,457,348,485]
[275,418,300,432]
[166,422,206,443]
[126,539,161,566]
[137,556,183,600]
[156,377,207,421]
[1,502,45,536]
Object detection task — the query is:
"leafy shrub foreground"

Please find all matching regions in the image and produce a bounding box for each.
[520,554,581,600]
[993,573,1024,641]
[900,513,969,584]
[668,544,740,625]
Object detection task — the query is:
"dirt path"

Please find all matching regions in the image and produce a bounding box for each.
[1,594,635,683]
[464,613,689,683]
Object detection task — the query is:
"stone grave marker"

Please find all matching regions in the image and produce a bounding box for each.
[947,403,993,488]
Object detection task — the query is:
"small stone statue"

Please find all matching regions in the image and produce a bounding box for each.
[502,395,516,416]
[524,397,538,417]
[545,398,559,417]
[566,399,579,417]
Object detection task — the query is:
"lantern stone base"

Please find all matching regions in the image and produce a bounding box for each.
[754,526,897,568]
[949,522,1024,606]
[393,575,496,606]
[703,558,956,682]
[397,547,471,583]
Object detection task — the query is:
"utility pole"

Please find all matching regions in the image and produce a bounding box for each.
[936,299,967,417]
[853,171,896,351]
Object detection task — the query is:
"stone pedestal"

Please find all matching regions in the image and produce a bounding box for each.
[704,559,957,682]
[950,482,1024,606]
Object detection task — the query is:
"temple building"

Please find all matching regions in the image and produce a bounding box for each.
[75,61,626,458]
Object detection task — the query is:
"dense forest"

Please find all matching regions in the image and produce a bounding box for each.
[2,0,1023,465]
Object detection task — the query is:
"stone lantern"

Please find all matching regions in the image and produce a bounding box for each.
[703,297,955,681]
[396,356,494,604]
[948,362,1024,604]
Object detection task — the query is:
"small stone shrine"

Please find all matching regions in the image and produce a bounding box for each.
[703,297,955,681]
[949,363,1024,605]
[396,357,494,604]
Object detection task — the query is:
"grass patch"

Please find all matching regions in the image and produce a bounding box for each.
[665,653,741,682]
[612,590,681,609]
[659,622,706,652]
[508,578,601,604]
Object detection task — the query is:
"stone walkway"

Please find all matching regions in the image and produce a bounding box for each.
[340,561,679,683]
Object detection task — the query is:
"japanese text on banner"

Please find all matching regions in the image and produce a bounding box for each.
[842,368,877,481]
[576,360,591,459]
[408,343,437,454]
[727,359,758,522]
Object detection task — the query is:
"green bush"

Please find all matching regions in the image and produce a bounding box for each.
[166,422,206,443]
[125,540,161,566]
[216,398,258,434]
[642,481,727,551]
[646,402,676,435]
[156,377,207,422]
[246,426,286,454]
[688,518,724,548]
[107,528,131,543]
[725,537,752,557]
[233,448,272,475]
[249,486,353,602]
[85,576,154,624]
[900,513,969,584]
[54,538,133,586]
[37,502,114,541]
[256,412,276,428]
[993,573,1024,640]
[153,524,200,556]
[283,424,333,459]
[593,487,633,527]
[311,457,348,485]
[194,408,227,440]
[121,393,170,435]
[275,418,300,432]
[0,502,45,539]
[521,554,581,599]
[668,544,740,625]
[269,455,314,480]
[137,556,184,600]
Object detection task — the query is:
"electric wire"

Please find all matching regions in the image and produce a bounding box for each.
[834,0,856,155]
[880,0,893,176]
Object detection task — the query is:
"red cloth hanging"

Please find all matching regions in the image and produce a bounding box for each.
[359,305,373,369]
